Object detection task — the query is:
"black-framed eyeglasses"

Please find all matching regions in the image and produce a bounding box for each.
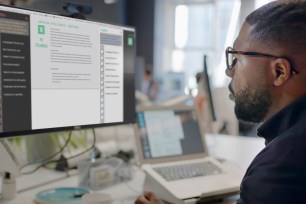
[225,46,299,74]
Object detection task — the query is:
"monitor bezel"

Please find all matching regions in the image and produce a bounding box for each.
[203,55,216,122]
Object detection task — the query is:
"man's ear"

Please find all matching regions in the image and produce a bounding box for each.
[271,58,291,86]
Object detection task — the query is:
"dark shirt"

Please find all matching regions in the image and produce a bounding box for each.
[237,94,306,204]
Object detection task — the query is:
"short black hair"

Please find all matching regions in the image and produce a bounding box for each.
[246,0,306,54]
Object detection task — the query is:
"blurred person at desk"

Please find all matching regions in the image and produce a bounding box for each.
[194,72,206,110]
[141,67,159,101]
[194,72,213,132]
[135,0,306,203]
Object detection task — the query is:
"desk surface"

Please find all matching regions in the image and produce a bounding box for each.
[16,134,265,204]
[206,134,265,170]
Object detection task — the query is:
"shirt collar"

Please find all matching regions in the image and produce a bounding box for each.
[257,94,306,145]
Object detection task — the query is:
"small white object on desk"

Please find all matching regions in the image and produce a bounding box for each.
[2,172,17,201]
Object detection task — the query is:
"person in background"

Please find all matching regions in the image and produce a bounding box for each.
[135,0,306,203]
[194,72,205,109]
[141,68,158,101]
[194,72,212,131]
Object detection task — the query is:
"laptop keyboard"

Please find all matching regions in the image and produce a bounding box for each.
[153,161,222,181]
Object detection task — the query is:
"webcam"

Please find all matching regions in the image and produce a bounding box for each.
[62,3,92,19]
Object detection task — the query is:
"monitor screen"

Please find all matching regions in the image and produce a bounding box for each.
[136,108,205,160]
[0,5,135,137]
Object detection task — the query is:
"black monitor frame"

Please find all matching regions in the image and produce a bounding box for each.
[202,55,216,122]
[0,5,136,138]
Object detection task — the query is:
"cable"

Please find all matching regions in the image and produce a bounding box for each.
[21,129,97,175]
[21,146,95,175]
[19,131,72,171]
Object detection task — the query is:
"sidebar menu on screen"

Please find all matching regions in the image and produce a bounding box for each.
[0,11,31,132]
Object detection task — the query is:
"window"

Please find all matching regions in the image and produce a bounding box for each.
[154,0,241,92]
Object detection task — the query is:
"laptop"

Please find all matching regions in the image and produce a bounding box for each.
[134,105,244,204]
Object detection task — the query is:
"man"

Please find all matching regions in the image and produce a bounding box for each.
[135,0,306,203]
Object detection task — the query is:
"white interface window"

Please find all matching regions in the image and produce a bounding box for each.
[0,6,130,130]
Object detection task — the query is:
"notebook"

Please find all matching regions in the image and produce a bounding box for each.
[134,105,244,204]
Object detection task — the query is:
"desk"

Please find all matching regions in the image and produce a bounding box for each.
[206,134,265,170]
[15,134,265,204]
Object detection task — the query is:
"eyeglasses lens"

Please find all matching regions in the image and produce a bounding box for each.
[227,52,236,70]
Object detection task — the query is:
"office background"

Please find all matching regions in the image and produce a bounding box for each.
[0,0,273,166]
[0,1,275,203]
[9,0,270,87]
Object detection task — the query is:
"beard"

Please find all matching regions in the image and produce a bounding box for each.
[231,84,272,123]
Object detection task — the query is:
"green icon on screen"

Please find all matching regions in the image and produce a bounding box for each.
[127,37,133,46]
[38,25,45,34]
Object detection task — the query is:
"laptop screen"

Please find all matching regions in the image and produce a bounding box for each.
[136,108,206,160]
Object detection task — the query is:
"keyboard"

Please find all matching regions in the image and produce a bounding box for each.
[153,161,222,181]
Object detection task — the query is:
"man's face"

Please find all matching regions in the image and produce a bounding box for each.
[226,23,273,123]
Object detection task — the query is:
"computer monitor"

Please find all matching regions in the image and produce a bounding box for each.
[202,55,216,122]
[156,72,186,104]
[162,72,185,96]
[0,5,136,138]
